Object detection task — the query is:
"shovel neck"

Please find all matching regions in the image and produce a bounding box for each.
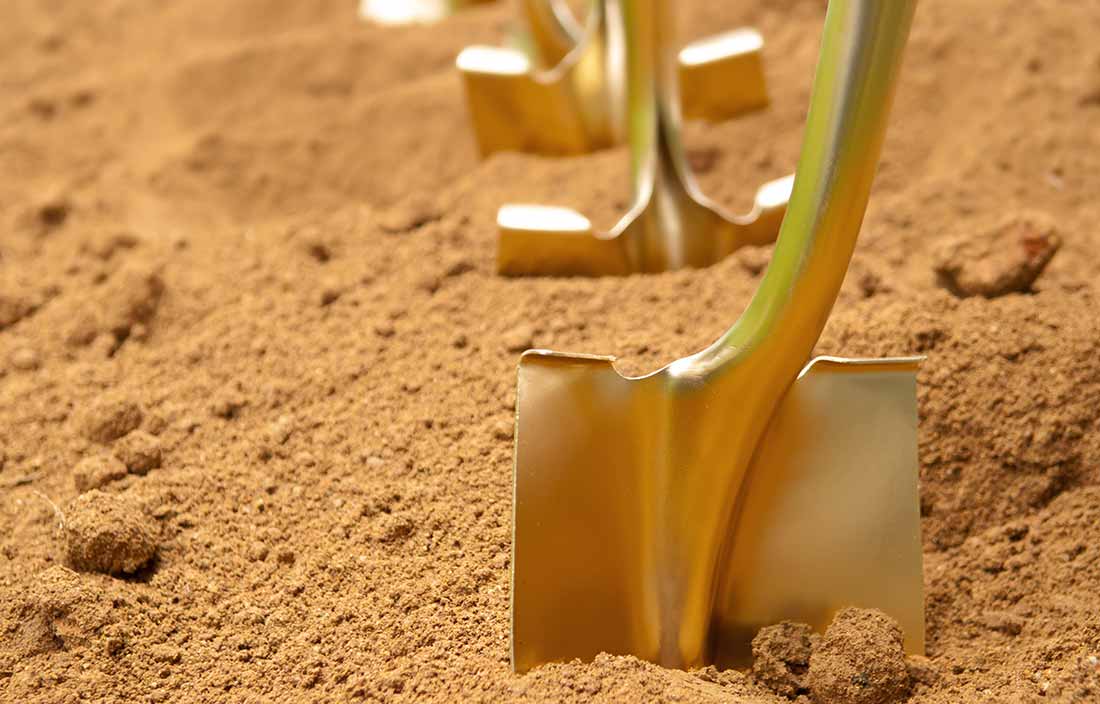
[521,0,585,68]
[682,0,916,380]
[611,0,715,269]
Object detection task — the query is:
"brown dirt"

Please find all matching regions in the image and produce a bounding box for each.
[61,491,158,576]
[1,0,1100,701]
[751,622,816,698]
[806,608,911,704]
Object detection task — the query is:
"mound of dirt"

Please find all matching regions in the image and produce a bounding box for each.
[806,609,910,704]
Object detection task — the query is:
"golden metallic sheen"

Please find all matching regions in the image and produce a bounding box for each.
[459,0,772,157]
[511,0,920,673]
[492,0,792,276]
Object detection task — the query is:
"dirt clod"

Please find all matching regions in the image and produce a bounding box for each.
[752,621,817,698]
[503,324,534,353]
[113,430,163,475]
[62,491,157,575]
[807,608,910,704]
[72,454,128,492]
[934,213,1061,297]
[10,347,40,371]
[82,398,143,444]
[100,262,165,337]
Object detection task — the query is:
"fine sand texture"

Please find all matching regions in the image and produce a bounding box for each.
[1,0,1099,701]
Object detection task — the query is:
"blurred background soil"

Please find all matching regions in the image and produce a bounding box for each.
[0,0,1098,701]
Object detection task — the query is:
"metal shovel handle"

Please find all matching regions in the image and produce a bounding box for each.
[684,0,916,379]
[519,0,585,67]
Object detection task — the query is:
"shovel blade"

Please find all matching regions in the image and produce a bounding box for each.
[511,353,923,673]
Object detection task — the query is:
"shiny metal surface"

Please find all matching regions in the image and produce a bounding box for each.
[521,1,770,122]
[458,0,773,157]
[359,0,493,25]
[493,0,792,275]
[511,0,919,673]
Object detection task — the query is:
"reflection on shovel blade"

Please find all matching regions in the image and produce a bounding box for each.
[511,353,923,672]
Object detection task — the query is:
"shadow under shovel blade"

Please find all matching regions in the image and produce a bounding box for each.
[511,352,923,672]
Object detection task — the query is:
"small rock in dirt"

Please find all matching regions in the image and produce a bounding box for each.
[295,226,336,263]
[981,610,1024,636]
[503,324,535,353]
[374,321,396,338]
[102,627,127,656]
[101,262,165,337]
[113,430,163,475]
[36,194,71,231]
[752,621,817,698]
[377,194,442,233]
[247,541,269,562]
[150,644,183,664]
[83,397,143,443]
[906,655,941,690]
[416,272,441,295]
[65,310,101,348]
[934,213,1061,298]
[10,347,40,371]
[210,392,247,419]
[0,291,36,330]
[807,607,910,704]
[374,514,416,544]
[319,278,343,306]
[73,454,128,492]
[256,415,295,460]
[63,490,157,575]
[736,246,771,276]
[493,419,514,441]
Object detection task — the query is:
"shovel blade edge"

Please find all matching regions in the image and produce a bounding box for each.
[511,353,924,672]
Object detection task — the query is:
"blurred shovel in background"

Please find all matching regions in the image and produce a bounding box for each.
[518,0,771,124]
[360,0,493,25]
[487,0,793,276]
[511,0,922,674]
[459,0,775,156]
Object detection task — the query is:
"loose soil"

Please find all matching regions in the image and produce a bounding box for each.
[2,0,1099,702]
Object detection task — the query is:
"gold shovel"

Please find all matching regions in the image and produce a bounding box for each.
[511,0,921,674]
[518,0,771,124]
[459,0,773,156]
[490,0,793,276]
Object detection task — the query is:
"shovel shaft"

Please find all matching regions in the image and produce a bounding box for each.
[661,0,915,666]
[520,0,583,67]
[510,0,921,673]
[613,0,730,270]
[688,0,916,377]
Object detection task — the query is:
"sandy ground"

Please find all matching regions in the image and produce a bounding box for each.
[1,0,1099,701]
